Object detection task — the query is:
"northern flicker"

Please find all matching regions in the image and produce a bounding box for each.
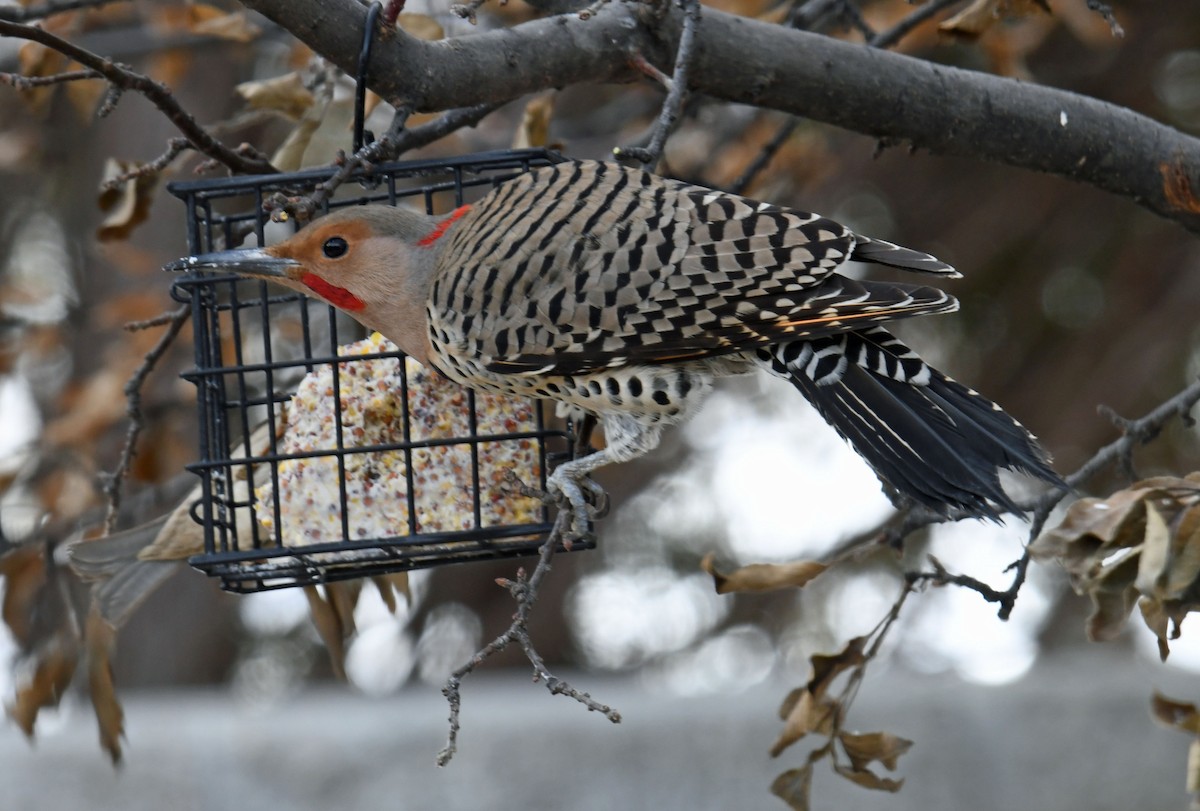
[168,160,1062,534]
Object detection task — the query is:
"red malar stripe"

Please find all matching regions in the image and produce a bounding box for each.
[417,205,472,248]
[302,272,365,311]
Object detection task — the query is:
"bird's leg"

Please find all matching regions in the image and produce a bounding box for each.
[547,415,663,539]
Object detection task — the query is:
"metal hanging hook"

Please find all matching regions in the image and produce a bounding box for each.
[353,1,384,154]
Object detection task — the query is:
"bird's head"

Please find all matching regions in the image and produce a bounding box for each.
[166,205,454,363]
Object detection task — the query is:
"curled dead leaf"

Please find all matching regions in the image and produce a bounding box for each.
[772,689,838,757]
[86,607,124,765]
[1151,692,1200,735]
[97,158,159,242]
[770,765,814,811]
[807,636,867,699]
[6,633,78,737]
[701,552,828,594]
[839,730,914,773]
[0,545,45,645]
[186,4,261,43]
[938,0,1049,39]
[236,72,315,122]
[1033,477,1200,653]
[771,637,868,757]
[833,763,905,793]
[514,94,555,150]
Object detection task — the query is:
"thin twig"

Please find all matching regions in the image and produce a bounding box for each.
[103,305,191,532]
[100,138,191,193]
[788,0,842,30]
[1085,0,1124,38]
[0,69,102,89]
[628,53,673,89]
[437,512,620,766]
[834,0,874,40]
[868,0,962,48]
[450,0,507,24]
[838,580,913,710]
[268,102,502,222]
[0,0,128,22]
[897,376,1200,619]
[729,117,799,195]
[614,0,701,171]
[0,20,275,175]
[729,0,958,194]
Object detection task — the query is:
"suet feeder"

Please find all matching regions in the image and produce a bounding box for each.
[167,148,589,593]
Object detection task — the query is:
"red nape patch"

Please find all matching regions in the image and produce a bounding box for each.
[301,273,365,311]
[417,205,471,248]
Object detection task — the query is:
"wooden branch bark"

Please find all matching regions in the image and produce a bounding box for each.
[237,0,1200,233]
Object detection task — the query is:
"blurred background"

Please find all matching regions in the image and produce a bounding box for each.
[2,0,1200,808]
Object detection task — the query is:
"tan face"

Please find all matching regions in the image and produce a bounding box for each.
[264,214,380,313]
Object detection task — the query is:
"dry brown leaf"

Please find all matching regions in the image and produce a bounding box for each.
[770,765,814,811]
[372,572,411,612]
[15,41,68,113]
[270,88,333,171]
[772,689,838,757]
[701,552,828,594]
[938,0,1048,39]
[833,763,905,793]
[513,94,555,149]
[839,731,914,773]
[1036,477,1200,650]
[396,13,444,40]
[807,636,867,699]
[1084,547,1140,642]
[1138,596,1180,662]
[1167,503,1200,594]
[7,635,78,737]
[1136,501,1176,596]
[304,586,348,679]
[236,72,315,122]
[1152,692,1200,735]
[96,158,159,242]
[305,579,368,679]
[187,5,261,43]
[86,607,124,764]
[0,545,45,646]
[44,359,138,448]
[1030,488,1153,569]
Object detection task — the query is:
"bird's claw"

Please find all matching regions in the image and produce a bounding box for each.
[546,468,608,542]
[502,469,607,541]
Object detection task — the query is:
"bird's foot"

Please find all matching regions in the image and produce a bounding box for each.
[501,467,606,542]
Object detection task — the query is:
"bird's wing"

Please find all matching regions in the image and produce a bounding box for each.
[433,161,955,376]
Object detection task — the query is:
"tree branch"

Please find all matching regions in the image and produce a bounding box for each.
[237,0,1200,233]
[616,0,701,171]
[0,20,276,175]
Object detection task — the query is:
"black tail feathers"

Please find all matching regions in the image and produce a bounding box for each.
[758,328,1063,520]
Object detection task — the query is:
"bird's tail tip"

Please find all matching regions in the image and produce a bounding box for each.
[762,330,1062,521]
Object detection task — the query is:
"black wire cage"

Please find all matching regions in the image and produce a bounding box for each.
[167,149,590,593]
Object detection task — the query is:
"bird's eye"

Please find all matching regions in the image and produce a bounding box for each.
[323,237,348,258]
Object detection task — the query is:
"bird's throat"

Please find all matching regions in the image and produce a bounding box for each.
[301,272,365,312]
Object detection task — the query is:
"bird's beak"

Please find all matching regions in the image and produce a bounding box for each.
[164,248,300,280]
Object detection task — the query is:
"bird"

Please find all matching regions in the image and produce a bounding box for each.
[167,159,1063,534]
